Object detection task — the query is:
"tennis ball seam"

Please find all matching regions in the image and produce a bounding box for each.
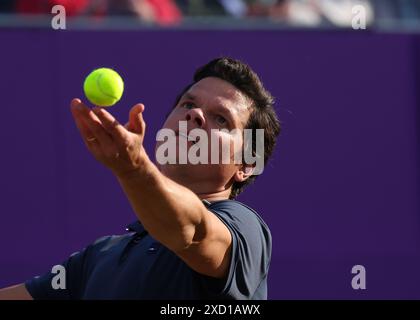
[96,73,119,101]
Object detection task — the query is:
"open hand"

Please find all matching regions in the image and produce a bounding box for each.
[70,98,149,178]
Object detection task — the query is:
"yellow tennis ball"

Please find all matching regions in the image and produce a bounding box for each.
[83,68,124,107]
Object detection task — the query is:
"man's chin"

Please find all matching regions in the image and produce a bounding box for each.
[159,162,216,178]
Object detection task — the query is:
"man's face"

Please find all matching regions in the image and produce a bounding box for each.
[155,77,252,196]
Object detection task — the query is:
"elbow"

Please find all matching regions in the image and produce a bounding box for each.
[170,224,200,252]
[172,209,209,252]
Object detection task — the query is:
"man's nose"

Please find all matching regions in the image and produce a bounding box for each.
[185,108,206,128]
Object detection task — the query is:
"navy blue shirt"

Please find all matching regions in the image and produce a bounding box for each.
[25,200,272,300]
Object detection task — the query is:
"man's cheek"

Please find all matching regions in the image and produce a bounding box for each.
[209,134,242,165]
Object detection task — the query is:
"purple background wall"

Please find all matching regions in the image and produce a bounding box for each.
[0,29,419,299]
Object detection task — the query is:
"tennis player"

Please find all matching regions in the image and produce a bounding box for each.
[0,57,280,300]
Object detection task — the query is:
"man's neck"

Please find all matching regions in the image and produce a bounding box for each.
[196,190,231,203]
[158,166,233,202]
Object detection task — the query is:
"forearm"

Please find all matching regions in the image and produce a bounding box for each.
[0,284,32,300]
[116,157,207,252]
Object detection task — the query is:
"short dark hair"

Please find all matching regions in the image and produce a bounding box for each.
[172,57,281,199]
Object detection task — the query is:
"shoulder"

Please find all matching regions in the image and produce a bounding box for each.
[197,200,272,299]
[206,200,271,238]
[205,199,272,262]
[90,234,130,249]
[70,233,132,261]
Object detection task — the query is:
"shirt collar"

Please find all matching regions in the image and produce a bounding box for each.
[126,221,146,234]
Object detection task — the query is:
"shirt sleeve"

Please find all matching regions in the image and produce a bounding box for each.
[198,200,272,300]
[24,236,110,300]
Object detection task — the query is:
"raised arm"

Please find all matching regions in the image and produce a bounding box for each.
[70,99,232,279]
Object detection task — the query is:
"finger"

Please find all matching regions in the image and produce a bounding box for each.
[70,103,104,156]
[128,103,146,136]
[72,98,103,123]
[92,107,128,146]
[70,99,95,141]
[78,118,104,155]
[70,98,114,147]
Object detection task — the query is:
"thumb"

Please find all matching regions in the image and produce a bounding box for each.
[128,103,146,135]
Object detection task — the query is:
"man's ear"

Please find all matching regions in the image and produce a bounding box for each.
[234,164,254,183]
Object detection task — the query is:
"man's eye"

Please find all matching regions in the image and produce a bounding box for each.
[215,115,227,126]
[181,102,194,109]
